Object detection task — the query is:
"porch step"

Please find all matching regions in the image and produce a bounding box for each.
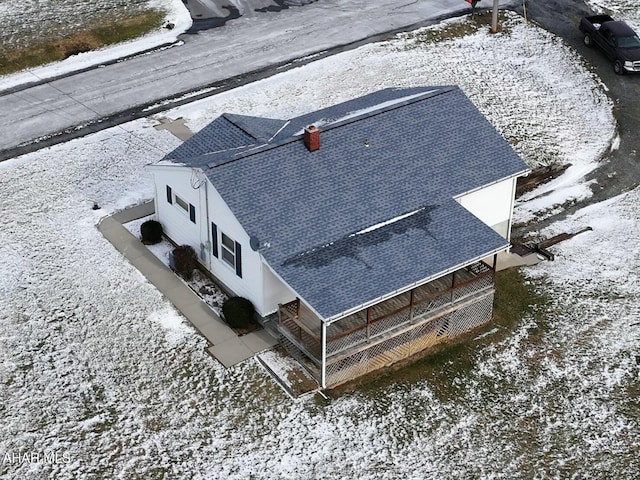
[258,312,281,339]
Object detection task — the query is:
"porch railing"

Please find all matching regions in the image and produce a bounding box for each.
[277,261,494,363]
[277,299,321,361]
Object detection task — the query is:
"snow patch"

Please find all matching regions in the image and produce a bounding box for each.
[611,134,621,152]
[294,90,437,134]
[148,307,193,345]
[353,207,424,235]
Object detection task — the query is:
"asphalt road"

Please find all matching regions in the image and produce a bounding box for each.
[512,0,640,232]
[0,0,468,161]
[3,0,638,223]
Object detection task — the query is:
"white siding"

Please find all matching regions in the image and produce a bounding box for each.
[203,179,267,315]
[262,264,297,316]
[148,165,267,314]
[455,177,517,240]
[150,165,205,254]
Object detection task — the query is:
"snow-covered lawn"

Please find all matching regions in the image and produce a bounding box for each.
[586,0,640,30]
[0,0,191,88]
[1,11,638,479]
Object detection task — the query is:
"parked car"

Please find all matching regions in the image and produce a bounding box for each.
[579,14,640,74]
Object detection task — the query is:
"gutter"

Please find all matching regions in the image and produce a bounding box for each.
[452,169,531,200]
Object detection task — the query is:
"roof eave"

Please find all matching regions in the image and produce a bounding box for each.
[145,160,188,170]
[262,258,326,321]
[452,168,531,200]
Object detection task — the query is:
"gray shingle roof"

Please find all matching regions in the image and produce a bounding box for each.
[164,86,529,320]
[166,113,287,161]
[277,199,507,320]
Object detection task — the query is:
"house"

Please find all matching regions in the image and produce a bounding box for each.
[146,86,530,388]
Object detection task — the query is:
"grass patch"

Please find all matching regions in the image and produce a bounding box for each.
[393,10,516,49]
[328,267,548,399]
[0,10,165,76]
[492,267,548,329]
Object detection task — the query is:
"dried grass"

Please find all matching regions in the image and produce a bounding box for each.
[0,10,165,76]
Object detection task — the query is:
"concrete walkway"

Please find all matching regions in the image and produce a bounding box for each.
[98,201,278,368]
[496,249,543,271]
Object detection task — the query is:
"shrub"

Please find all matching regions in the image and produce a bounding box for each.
[140,220,163,244]
[222,297,255,329]
[172,245,197,280]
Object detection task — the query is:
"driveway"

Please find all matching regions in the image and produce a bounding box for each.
[512,0,640,233]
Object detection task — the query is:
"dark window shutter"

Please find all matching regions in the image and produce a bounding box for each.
[211,223,218,258]
[189,204,196,223]
[166,185,172,204]
[235,242,242,278]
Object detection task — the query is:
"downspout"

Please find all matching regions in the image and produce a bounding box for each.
[506,176,517,242]
[152,173,158,219]
[204,176,211,268]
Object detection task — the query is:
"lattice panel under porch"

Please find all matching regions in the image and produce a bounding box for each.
[325,293,494,387]
[444,292,493,337]
[325,317,444,387]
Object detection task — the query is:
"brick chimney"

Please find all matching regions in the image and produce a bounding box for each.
[304,125,320,152]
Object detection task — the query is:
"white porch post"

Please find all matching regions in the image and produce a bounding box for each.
[321,322,327,389]
[491,0,499,33]
[506,176,517,241]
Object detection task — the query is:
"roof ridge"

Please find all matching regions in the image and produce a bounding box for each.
[206,86,458,170]
[304,86,455,134]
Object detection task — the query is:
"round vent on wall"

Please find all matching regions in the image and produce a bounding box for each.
[250,236,260,251]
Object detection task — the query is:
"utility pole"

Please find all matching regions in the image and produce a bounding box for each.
[491,0,499,33]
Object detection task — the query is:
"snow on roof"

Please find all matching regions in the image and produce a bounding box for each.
[352,207,426,236]
[292,90,437,135]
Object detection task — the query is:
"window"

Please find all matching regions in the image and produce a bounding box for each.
[221,232,236,267]
[166,185,196,223]
[175,194,189,213]
[219,230,242,277]
[211,223,218,258]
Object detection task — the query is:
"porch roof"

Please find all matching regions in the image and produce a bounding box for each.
[266,198,508,321]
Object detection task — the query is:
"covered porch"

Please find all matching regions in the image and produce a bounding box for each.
[277,260,496,386]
